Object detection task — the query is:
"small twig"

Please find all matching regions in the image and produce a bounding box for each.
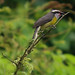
[14,12,69,75]
[2,53,17,66]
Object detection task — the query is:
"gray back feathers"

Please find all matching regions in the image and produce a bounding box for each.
[33,12,54,28]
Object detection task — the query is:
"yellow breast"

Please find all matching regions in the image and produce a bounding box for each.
[49,16,57,25]
[41,17,57,29]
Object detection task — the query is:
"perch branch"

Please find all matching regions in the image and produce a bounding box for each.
[14,12,69,75]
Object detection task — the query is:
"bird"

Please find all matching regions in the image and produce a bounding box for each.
[33,9,64,40]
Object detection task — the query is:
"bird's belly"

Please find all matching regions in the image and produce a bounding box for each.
[41,17,57,29]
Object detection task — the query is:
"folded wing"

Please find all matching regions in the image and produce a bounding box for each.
[33,12,54,28]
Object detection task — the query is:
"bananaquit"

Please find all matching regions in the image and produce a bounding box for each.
[33,9,64,40]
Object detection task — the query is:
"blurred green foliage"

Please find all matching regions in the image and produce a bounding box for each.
[0,0,75,75]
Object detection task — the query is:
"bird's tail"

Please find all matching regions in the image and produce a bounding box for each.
[33,26,40,41]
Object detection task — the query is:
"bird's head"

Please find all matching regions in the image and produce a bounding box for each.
[51,9,64,19]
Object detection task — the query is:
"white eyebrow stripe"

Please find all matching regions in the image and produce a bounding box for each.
[52,10,60,12]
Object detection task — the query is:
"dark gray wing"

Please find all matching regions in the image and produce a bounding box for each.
[33,12,54,28]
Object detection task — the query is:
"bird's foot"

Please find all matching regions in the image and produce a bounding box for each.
[51,25,56,29]
[47,25,56,29]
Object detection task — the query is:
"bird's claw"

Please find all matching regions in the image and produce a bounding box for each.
[52,25,56,29]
